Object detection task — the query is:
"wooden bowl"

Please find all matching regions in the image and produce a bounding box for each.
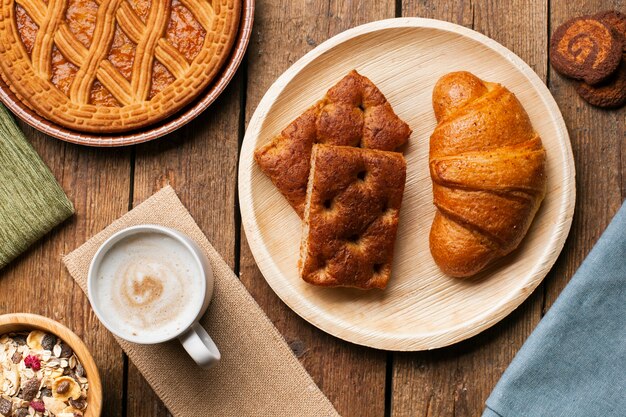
[0,0,254,147]
[0,313,102,417]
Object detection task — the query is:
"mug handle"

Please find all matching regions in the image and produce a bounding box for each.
[179,322,221,369]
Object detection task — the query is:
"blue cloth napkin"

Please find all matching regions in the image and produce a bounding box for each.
[483,201,626,417]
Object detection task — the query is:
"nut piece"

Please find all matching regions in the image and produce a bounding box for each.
[1,363,21,396]
[43,395,68,415]
[74,363,84,378]
[52,377,81,402]
[26,331,46,351]
[61,405,82,414]
[10,352,21,365]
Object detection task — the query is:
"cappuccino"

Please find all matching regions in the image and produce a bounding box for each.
[92,232,204,339]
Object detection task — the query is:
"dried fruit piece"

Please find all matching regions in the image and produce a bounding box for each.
[52,377,81,401]
[29,400,45,412]
[21,378,40,402]
[56,380,70,395]
[26,331,46,351]
[59,344,73,359]
[0,397,11,416]
[68,397,87,410]
[11,352,21,365]
[23,355,41,371]
[41,334,56,352]
[12,335,26,346]
[14,408,28,417]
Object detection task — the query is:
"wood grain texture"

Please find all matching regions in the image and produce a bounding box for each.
[392,1,550,415]
[0,125,130,416]
[126,78,242,417]
[545,1,625,307]
[0,1,623,416]
[239,1,394,416]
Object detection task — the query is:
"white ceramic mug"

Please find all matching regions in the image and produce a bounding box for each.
[87,225,221,369]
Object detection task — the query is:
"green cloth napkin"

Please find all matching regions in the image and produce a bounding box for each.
[0,105,73,269]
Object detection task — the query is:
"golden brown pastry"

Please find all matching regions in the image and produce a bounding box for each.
[255,70,411,217]
[0,0,241,132]
[429,72,547,278]
[299,144,406,289]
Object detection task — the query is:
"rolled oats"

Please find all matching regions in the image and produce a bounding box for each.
[0,332,89,417]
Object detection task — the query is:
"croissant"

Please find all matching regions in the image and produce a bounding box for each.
[429,72,547,277]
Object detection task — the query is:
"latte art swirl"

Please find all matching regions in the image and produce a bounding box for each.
[94,232,204,339]
[114,256,186,329]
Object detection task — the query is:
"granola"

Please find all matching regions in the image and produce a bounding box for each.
[0,331,89,417]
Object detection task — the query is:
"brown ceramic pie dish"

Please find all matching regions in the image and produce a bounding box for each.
[0,0,254,147]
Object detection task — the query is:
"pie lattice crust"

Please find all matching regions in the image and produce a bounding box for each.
[0,0,240,132]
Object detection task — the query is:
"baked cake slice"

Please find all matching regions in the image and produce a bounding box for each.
[299,144,406,289]
[254,70,411,217]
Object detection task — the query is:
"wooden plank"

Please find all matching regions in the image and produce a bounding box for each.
[544,2,625,306]
[0,124,130,416]
[392,1,548,416]
[126,76,243,416]
[239,1,395,416]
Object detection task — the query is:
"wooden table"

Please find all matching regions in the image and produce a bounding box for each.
[1,0,624,415]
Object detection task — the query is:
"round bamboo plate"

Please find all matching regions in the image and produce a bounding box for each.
[239,18,575,351]
[0,0,254,147]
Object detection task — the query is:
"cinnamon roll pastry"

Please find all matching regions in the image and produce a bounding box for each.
[594,10,626,50]
[550,15,623,84]
[577,55,626,108]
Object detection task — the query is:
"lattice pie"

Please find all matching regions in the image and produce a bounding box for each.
[0,0,241,132]
[255,70,411,217]
[300,144,406,289]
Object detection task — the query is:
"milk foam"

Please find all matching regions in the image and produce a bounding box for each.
[94,232,204,339]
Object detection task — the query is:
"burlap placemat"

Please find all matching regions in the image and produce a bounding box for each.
[63,186,339,417]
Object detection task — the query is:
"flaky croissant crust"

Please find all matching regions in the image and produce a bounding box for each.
[429,72,547,278]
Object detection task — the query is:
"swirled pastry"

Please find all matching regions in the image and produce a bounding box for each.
[577,58,626,108]
[595,10,626,50]
[0,0,241,132]
[429,72,547,278]
[550,15,623,84]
